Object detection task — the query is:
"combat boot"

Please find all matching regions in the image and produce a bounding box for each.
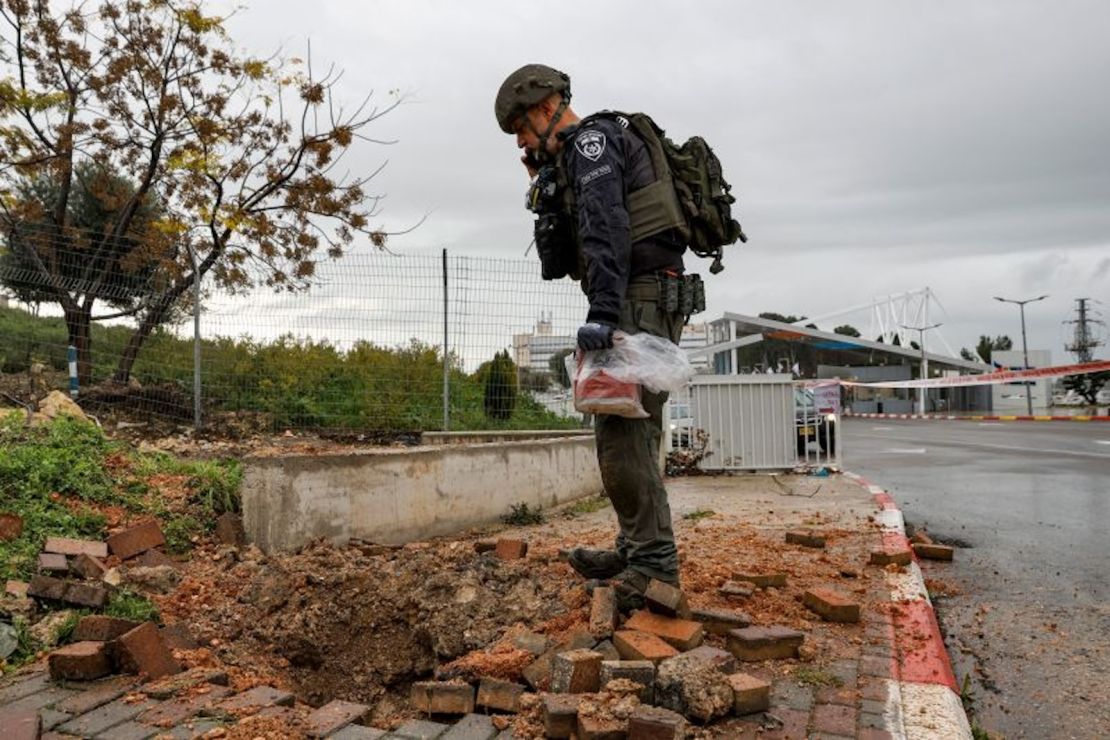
[567,548,626,580]
[608,569,680,613]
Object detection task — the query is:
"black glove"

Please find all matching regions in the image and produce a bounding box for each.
[577,322,616,351]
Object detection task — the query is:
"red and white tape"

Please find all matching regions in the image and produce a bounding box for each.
[808,359,1110,390]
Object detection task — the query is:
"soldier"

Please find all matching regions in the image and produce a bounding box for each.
[495,64,694,610]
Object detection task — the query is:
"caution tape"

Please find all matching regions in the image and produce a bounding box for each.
[813,359,1110,389]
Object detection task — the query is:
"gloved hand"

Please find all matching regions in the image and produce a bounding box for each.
[577,322,616,351]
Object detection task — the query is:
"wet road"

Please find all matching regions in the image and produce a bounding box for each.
[843,419,1110,739]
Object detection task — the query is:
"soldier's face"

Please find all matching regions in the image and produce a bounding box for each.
[513,106,558,158]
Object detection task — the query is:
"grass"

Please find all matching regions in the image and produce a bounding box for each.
[500,502,545,526]
[792,666,844,688]
[564,495,612,517]
[105,589,160,623]
[682,508,716,522]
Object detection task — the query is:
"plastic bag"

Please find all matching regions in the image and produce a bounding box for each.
[572,331,695,418]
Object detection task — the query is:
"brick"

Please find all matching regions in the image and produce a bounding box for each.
[612,630,678,664]
[70,553,109,580]
[214,512,246,547]
[306,699,371,737]
[734,571,787,588]
[44,536,109,558]
[57,675,140,715]
[542,694,582,739]
[1,709,40,740]
[63,581,109,608]
[654,649,735,722]
[40,708,71,731]
[159,623,200,651]
[812,702,856,736]
[441,713,498,740]
[816,687,858,706]
[0,684,76,714]
[690,608,752,636]
[912,543,954,561]
[38,552,69,573]
[107,521,166,560]
[411,681,475,715]
[588,587,617,639]
[116,622,182,680]
[550,649,602,693]
[216,685,294,715]
[48,641,112,680]
[73,615,141,643]
[785,530,826,548]
[623,610,704,651]
[521,630,594,690]
[95,719,159,739]
[135,549,176,568]
[494,538,527,560]
[137,684,233,726]
[643,579,688,618]
[726,626,805,661]
[511,631,547,655]
[728,672,771,715]
[719,581,754,599]
[473,539,497,554]
[57,696,156,737]
[0,672,52,704]
[5,579,30,597]
[27,574,68,601]
[141,667,230,700]
[0,512,24,541]
[594,639,620,662]
[626,705,687,739]
[331,726,388,740]
[681,645,738,674]
[909,530,933,545]
[392,719,450,739]
[476,677,525,712]
[803,588,861,623]
[600,660,654,703]
[576,714,625,740]
[869,548,911,567]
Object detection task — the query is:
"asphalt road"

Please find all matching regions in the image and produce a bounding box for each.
[843,419,1110,739]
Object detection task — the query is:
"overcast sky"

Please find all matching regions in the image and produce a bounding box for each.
[220,0,1109,362]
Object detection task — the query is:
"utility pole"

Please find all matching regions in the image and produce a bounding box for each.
[994,295,1047,415]
[901,322,942,415]
[1064,298,1104,363]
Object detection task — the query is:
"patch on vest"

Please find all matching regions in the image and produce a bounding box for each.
[574,130,607,162]
[579,163,613,186]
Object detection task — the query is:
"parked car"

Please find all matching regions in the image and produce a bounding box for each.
[668,400,694,450]
[795,387,837,455]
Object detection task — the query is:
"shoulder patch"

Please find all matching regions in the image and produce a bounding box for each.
[574,129,607,162]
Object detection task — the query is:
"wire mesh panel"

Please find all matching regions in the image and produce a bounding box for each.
[690,374,797,470]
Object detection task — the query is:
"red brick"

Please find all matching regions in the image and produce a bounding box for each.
[600,660,654,703]
[27,574,67,601]
[550,649,602,693]
[62,581,109,608]
[306,699,370,737]
[612,630,678,664]
[218,685,295,714]
[48,641,112,680]
[38,553,69,573]
[214,512,246,547]
[69,553,108,580]
[726,626,805,661]
[785,530,826,548]
[1,708,40,740]
[719,581,754,599]
[734,571,787,588]
[5,579,30,597]
[626,705,686,739]
[728,672,770,715]
[909,530,934,545]
[135,549,177,568]
[117,622,182,680]
[43,536,108,558]
[644,579,689,618]
[803,588,861,623]
[0,512,24,541]
[912,543,954,561]
[410,681,474,715]
[494,538,528,560]
[160,623,200,651]
[869,548,911,566]
[817,687,859,706]
[858,729,895,740]
[691,607,752,635]
[73,615,140,642]
[577,714,625,739]
[623,610,704,651]
[542,694,582,739]
[476,677,526,712]
[107,521,166,560]
[474,539,498,553]
[813,702,856,736]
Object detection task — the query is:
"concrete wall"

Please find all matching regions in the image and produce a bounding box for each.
[241,436,601,553]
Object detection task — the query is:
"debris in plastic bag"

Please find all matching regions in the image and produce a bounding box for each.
[572,332,695,419]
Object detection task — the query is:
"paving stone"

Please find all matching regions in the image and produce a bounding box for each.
[141,667,229,700]
[718,581,754,599]
[550,649,602,693]
[63,581,109,609]
[70,553,109,580]
[654,649,735,722]
[39,553,69,573]
[785,530,826,548]
[217,685,294,714]
[73,615,141,643]
[392,718,450,738]
[770,679,815,712]
[576,714,626,739]
[162,719,224,739]
[869,548,911,567]
[117,622,181,680]
[813,703,857,736]
[26,575,68,601]
[1,708,40,740]
[690,607,752,636]
[4,579,30,598]
[733,572,787,588]
[600,660,654,703]
[816,687,858,706]
[1,685,76,713]
[541,694,582,739]
[859,711,888,730]
[44,537,109,558]
[137,685,233,727]
[476,677,525,712]
[860,655,896,680]
[107,521,166,560]
[623,610,704,651]
[729,673,771,715]
[726,626,805,661]
[803,588,861,623]
[330,725,387,739]
[95,719,158,739]
[306,698,370,737]
[411,681,474,715]
[441,713,498,740]
[0,671,52,704]
[56,696,156,737]
[48,641,112,680]
[827,659,859,686]
[257,705,299,722]
[765,707,810,739]
[643,579,688,618]
[912,543,954,561]
[593,639,620,662]
[56,675,140,715]
[626,705,687,739]
[858,728,895,740]
[40,707,72,731]
[493,539,527,560]
[859,698,887,716]
[612,630,678,664]
[588,587,617,639]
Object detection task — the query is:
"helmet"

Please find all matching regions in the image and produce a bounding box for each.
[495,64,571,133]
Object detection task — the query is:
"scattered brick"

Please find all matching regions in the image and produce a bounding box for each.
[803,588,861,623]
[73,615,141,642]
[613,630,678,664]
[626,705,687,739]
[44,536,109,558]
[577,714,626,740]
[306,699,371,737]
[141,667,230,700]
[5,579,30,597]
[593,639,620,662]
[218,685,295,714]
[0,512,24,541]
[392,719,450,739]
[117,622,182,680]
[869,548,912,566]
[644,579,689,618]
[785,530,826,548]
[913,543,954,561]
[57,675,140,715]
[473,539,498,554]
[48,641,111,680]
[135,549,177,568]
[27,574,68,601]
[690,607,752,636]
[542,694,582,739]
[476,677,525,712]
[728,672,771,715]
[441,713,498,740]
[550,649,603,693]
[411,681,475,715]
[654,648,735,722]
[588,586,617,639]
[734,571,787,588]
[38,552,69,573]
[62,581,109,608]
[681,645,738,674]
[2,709,41,740]
[214,512,246,547]
[623,610,704,651]
[718,581,753,599]
[512,631,548,655]
[70,553,109,580]
[727,625,805,661]
[521,630,595,690]
[494,538,528,560]
[600,660,655,703]
[159,623,200,651]
[107,521,166,560]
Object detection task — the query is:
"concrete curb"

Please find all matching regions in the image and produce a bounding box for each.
[843,471,973,740]
[844,412,1109,422]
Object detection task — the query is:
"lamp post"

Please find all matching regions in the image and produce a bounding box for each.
[994,295,1048,415]
[902,323,942,416]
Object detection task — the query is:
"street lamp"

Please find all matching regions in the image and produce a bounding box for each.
[901,323,942,416]
[994,295,1048,415]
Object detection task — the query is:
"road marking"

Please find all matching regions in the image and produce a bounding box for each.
[881,448,927,454]
[872,426,893,431]
[1096,440,1110,446]
[852,432,1110,459]
[978,422,1002,427]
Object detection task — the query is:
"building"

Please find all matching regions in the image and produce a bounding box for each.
[680,322,711,371]
[512,314,575,375]
[991,349,1052,414]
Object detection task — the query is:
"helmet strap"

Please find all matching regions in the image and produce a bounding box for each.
[530,94,569,165]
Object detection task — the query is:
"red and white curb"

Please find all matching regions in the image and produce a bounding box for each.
[843,471,973,740]
[844,412,1109,422]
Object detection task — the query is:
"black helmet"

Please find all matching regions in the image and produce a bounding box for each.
[495,64,571,133]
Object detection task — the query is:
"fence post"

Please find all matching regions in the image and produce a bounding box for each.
[442,248,449,431]
[187,244,202,433]
[67,345,78,398]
